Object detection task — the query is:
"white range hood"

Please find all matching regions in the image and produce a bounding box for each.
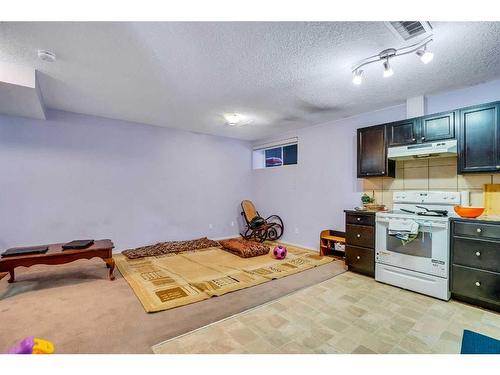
[388,139,457,160]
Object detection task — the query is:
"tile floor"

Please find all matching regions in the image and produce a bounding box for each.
[153,272,500,354]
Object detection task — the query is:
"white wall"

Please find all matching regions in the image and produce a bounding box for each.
[252,79,500,249]
[3,79,500,253]
[252,105,406,249]
[0,110,252,251]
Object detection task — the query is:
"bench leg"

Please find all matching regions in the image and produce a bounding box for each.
[8,269,15,283]
[104,258,115,281]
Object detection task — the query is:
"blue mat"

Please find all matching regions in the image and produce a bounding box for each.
[461,330,500,354]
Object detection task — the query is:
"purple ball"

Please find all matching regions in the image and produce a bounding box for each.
[273,245,287,260]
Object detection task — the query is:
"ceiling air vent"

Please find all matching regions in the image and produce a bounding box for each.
[386,21,433,41]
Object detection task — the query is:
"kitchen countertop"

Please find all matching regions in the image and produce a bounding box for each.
[344,209,377,215]
[451,215,500,223]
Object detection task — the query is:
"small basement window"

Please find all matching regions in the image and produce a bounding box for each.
[253,138,298,169]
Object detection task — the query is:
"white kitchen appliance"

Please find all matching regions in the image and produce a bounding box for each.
[375,191,469,300]
[388,139,457,160]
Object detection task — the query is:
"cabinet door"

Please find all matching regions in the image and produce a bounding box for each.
[459,103,500,173]
[421,111,456,142]
[357,126,394,177]
[387,119,419,146]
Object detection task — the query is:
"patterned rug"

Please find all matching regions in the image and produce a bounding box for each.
[114,241,333,313]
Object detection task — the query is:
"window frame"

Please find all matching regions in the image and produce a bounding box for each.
[252,139,299,170]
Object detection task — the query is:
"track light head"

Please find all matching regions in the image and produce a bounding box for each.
[416,45,434,64]
[352,69,363,85]
[383,59,393,78]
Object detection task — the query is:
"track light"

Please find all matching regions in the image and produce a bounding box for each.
[416,45,434,64]
[383,59,393,78]
[352,69,363,85]
[351,35,433,83]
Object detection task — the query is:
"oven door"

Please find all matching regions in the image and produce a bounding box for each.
[375,216,449,278]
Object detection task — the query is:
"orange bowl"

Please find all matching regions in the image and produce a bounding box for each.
[454,206,485,218]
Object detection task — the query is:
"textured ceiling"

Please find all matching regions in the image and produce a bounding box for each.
[1,22,500,140]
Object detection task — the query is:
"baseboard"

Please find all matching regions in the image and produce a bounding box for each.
[211,234,241,241]
[276,240,318,252]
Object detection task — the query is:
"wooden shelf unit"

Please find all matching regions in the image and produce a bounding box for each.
[320,230,345,256]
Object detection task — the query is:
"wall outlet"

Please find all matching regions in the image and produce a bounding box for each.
[208,223,213,230]
[294,227,299,234]
[230,221,235,227]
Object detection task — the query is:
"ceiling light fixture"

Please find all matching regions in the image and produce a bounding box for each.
[37,49,56,63]
[352,69,363,85]
[351,35,433,84]
[224,113,244,126]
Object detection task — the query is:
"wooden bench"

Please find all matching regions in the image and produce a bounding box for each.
[0,239,115,283]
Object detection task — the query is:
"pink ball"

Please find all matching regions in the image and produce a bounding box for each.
[273,245,287,260]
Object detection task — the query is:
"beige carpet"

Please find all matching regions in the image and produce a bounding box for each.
[0,256,345,353]
[115,241,333,312]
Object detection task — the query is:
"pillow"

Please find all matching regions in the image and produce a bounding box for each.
[219,238,270,258]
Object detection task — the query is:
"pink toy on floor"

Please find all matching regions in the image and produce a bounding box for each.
[273,245,287,260]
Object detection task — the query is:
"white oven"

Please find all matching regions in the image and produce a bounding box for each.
[373,191,468,301]
[375,215,449,278]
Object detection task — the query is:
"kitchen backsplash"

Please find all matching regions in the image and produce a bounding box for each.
[362,157,498,209]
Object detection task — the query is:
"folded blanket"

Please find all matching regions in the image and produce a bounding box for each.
[122,237,221,259]
[219,238,270,258]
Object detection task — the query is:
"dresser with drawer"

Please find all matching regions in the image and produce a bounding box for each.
[344,210,376,277]
[450,218,500,312]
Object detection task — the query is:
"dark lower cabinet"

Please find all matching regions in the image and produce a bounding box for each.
[344,211,375,277]
[451,218,500,312]
[458,103,500,173]
[357,126,395,178]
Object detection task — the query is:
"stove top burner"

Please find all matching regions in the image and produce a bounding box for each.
[400,208,448,217]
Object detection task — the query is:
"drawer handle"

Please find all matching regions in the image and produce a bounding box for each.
[475,251,481,257]
[476,228,482,233]
[357,217,361,221]
[356,234,361,238]
[475,281,481,287]
[356,256,361,260]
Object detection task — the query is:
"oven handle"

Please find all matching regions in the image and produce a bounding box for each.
[375,218,447,229]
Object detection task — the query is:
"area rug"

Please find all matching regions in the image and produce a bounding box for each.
[114,241,333,313]
[461,330,500,354]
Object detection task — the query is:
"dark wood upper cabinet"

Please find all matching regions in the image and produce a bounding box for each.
[387,112,456,146]
[387,119,419,146]
[357,100,500,177]
[421,111,456,142]
[357,125,395,178]
[458,103,500,173]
